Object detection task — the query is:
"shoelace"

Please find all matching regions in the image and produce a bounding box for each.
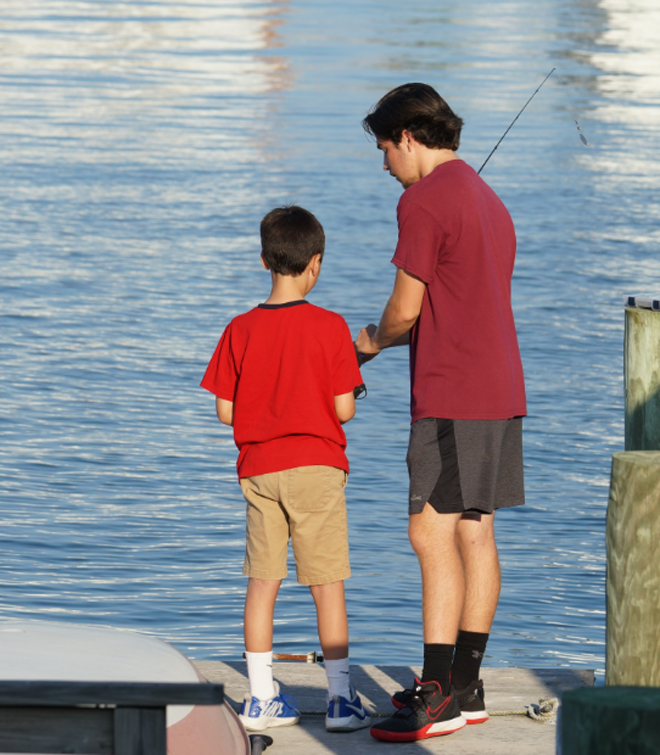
[278,693,299,710]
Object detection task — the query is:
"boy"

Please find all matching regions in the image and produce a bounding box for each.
[200,205,370,733]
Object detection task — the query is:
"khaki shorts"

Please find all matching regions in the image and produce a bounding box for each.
[239,465,351,586]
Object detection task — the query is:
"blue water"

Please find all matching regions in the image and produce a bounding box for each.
[2,0,660,678]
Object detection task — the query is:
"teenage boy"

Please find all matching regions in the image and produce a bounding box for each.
[201,205,370,734]
[356,84,526,742]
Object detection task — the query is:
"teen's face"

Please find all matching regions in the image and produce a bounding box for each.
[377,137,419,189]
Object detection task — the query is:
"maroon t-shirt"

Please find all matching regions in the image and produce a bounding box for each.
[392,159,526,421]
[200,300,362,478]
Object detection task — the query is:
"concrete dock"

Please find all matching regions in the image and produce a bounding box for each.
[195,661,594,754]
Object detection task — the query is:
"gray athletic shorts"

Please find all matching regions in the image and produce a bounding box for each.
[406,417,525,515]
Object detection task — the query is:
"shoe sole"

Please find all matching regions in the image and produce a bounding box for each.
[326,715,372,732]
[391,696,488,724]
[370,714,466,742]
[239,715,300,732]
[463,710,489,724]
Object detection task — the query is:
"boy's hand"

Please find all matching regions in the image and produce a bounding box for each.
[355,324,380,365]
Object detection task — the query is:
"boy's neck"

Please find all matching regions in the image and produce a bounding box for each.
[264,271,314,305]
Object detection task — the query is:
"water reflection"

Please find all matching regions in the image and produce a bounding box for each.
[1,0,659,676]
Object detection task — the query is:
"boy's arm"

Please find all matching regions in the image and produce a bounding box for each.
[215,397,234,426]
[334,391,356,424]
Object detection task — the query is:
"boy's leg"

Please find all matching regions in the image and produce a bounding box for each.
[244,577,281,652]
[310,579,370,732]
[239,474,300,730]
[309,580,349,661]
[240,576,300,730]
[310,580,350,699]
[285,465,352,672]
[283,465,369,732]
[244,578,281,701]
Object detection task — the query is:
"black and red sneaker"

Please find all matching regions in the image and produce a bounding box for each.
[371,678,466,742]
[392,679,488,724]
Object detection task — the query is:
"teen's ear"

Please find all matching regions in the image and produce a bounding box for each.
[260,253,271,271]
[400,130,416,151]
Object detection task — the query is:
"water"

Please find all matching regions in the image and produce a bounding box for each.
[2,0,659,678]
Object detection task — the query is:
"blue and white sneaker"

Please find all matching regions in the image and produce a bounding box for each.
[326,686,371,732]
[239,682,300,731]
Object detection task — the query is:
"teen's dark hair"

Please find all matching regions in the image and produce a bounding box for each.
[260,205,325,276]
[362,83,463,150]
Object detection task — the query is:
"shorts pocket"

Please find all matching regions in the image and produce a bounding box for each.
[287,466,344,512]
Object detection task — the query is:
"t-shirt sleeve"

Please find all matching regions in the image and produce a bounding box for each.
[199,325,238,401]
[332,317,363,396]
[392,195,446,284]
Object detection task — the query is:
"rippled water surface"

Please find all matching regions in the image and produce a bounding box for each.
[2,0,660,676]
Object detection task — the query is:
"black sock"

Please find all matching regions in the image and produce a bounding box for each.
[421,643,454,694]
[451,630,489,690]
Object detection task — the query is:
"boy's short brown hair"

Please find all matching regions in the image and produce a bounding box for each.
[260,205,325,276]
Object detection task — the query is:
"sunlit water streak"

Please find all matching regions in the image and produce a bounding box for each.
[2,0,659,678]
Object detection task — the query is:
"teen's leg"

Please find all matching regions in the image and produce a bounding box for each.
[409,506,465,642]
[452,512,499,689]
[456,512,500,632]
[371,505,467,741]
[408,506,463,692]
[244,577,281,701]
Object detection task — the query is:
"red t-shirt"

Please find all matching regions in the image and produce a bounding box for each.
[392,159,527,421]
[200,300,362,478]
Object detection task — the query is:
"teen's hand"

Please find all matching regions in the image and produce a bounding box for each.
[355,325,380,365]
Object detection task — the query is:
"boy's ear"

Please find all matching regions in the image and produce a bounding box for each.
[260,253,271,271]
[309,253,322,277]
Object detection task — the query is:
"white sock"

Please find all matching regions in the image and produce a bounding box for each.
[246,650,276,701]
[324,657,351,699]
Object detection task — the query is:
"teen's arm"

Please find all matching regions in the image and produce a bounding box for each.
[355,268,426,358]
[215,397,234,426]
[334,391,356,424]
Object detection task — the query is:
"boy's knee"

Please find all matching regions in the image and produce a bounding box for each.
[247,577,282,596]
[309,579,344,597]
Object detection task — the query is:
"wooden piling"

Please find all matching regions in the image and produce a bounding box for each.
[561,687,660,754]
[606,451,660,686]
[625,306,660,450]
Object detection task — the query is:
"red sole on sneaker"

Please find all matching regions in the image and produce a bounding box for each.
[370,717,466,742]
[464,713,489,724]
[391,697,488,724]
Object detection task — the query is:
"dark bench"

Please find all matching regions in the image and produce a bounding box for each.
[0,680,224,755]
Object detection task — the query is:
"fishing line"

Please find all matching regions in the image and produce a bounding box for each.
[478,68,556,175]
[574,119,590,146]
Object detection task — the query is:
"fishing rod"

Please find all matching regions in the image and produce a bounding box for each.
[478,68,556,175]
